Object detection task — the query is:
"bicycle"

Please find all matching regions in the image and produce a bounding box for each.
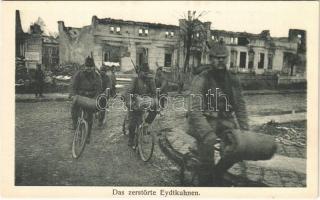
[72,108,89,159]
[122,110,155,162]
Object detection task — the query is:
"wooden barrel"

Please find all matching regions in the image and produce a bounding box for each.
[221,129,277,161]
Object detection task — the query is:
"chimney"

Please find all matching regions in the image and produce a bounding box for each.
[203,22,212,41]
[92,15,98,26]
[16,10,24,34]
[188,10,192,20]
[203,22,211,30]
[57,21,65,32]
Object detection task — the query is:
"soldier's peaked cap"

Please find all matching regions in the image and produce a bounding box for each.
[209,40,229,57]
[85,56,95,67]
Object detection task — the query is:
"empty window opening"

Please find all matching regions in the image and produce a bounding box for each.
[164,53,172,67]
[239,52,247,68]
[258,53,265,69]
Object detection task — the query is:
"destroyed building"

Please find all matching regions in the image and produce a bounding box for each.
[210,29,305,76]
[58,16,180,72]
[58,15,305,76]
[16,10,59,71]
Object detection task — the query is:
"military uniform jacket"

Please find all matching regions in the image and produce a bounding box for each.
[155,73,169,94]
[125,77,156,108]
[188,69,249,141]
[101,73,112,92]
[34,69,45,83]
[71,70,102,98]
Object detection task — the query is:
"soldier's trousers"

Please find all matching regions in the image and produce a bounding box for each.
[98,110,106,124]
[97,95,108,125]
[128,110,157,141]
[71,103,94,138]
[192,118,237,186]
[34,81,44,96]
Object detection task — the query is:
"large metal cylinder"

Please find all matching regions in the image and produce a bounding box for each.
[72,95,98,112]
[134,96,157,110]
[221,129,277,161]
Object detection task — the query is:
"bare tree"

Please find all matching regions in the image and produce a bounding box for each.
[179,10,208,73]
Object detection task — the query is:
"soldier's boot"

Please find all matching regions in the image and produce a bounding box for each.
[71,104,79,130]
[86,121,93,144]
[197,164,215,186]
[128,129,135,149]
[213,157,237,186]
[98,111,105,127]
[86,130,91,144]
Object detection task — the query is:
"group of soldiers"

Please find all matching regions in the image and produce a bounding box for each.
[70,56,168,146]
[70,40,249,186]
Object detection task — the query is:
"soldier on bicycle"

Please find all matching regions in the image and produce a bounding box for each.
[97,65,112,127]
[155,66,169,111]
[187,40,249,186]
[125,62,157,149]
[70,56,102,144]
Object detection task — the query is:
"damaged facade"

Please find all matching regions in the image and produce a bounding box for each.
[209,29,305,76]
[58,15,305,76]
[58,16,179,72]
[16,10,59,71]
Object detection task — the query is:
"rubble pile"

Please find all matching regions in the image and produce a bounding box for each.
[15,57,30,85]
[50,63,83,82]
[258,120,306,147]
[52,63,82,76]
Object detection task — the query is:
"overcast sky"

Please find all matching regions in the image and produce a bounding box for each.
[16,1,316,37]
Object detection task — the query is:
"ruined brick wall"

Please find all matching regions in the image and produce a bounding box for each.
[58,21,96,66]
[93,18,180,72]
[25,35,43,69]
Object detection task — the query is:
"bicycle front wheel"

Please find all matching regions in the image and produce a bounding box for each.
[72,120,88,159]
[138,124,154,162]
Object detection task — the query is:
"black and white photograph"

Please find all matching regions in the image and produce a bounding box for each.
[1,1,319,198]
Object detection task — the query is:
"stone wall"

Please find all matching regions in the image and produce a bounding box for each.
[58,21,96,66]
[25,35,42,69]
[58,16,303,76]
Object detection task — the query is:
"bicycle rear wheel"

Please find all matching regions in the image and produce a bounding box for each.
[72,120,88,159]
[138,124,154,162]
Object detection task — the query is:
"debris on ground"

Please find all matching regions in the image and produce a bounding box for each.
[258,120,306,147]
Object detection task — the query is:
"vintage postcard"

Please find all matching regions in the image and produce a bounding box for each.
[0,1,319,199]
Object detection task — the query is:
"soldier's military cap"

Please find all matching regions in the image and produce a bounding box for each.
[85,56,95,67]
[209,40,229,57]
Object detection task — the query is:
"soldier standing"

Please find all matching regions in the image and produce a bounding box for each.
[70,56,102,143]
[187,40,249,186]
[34,64,45,98]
